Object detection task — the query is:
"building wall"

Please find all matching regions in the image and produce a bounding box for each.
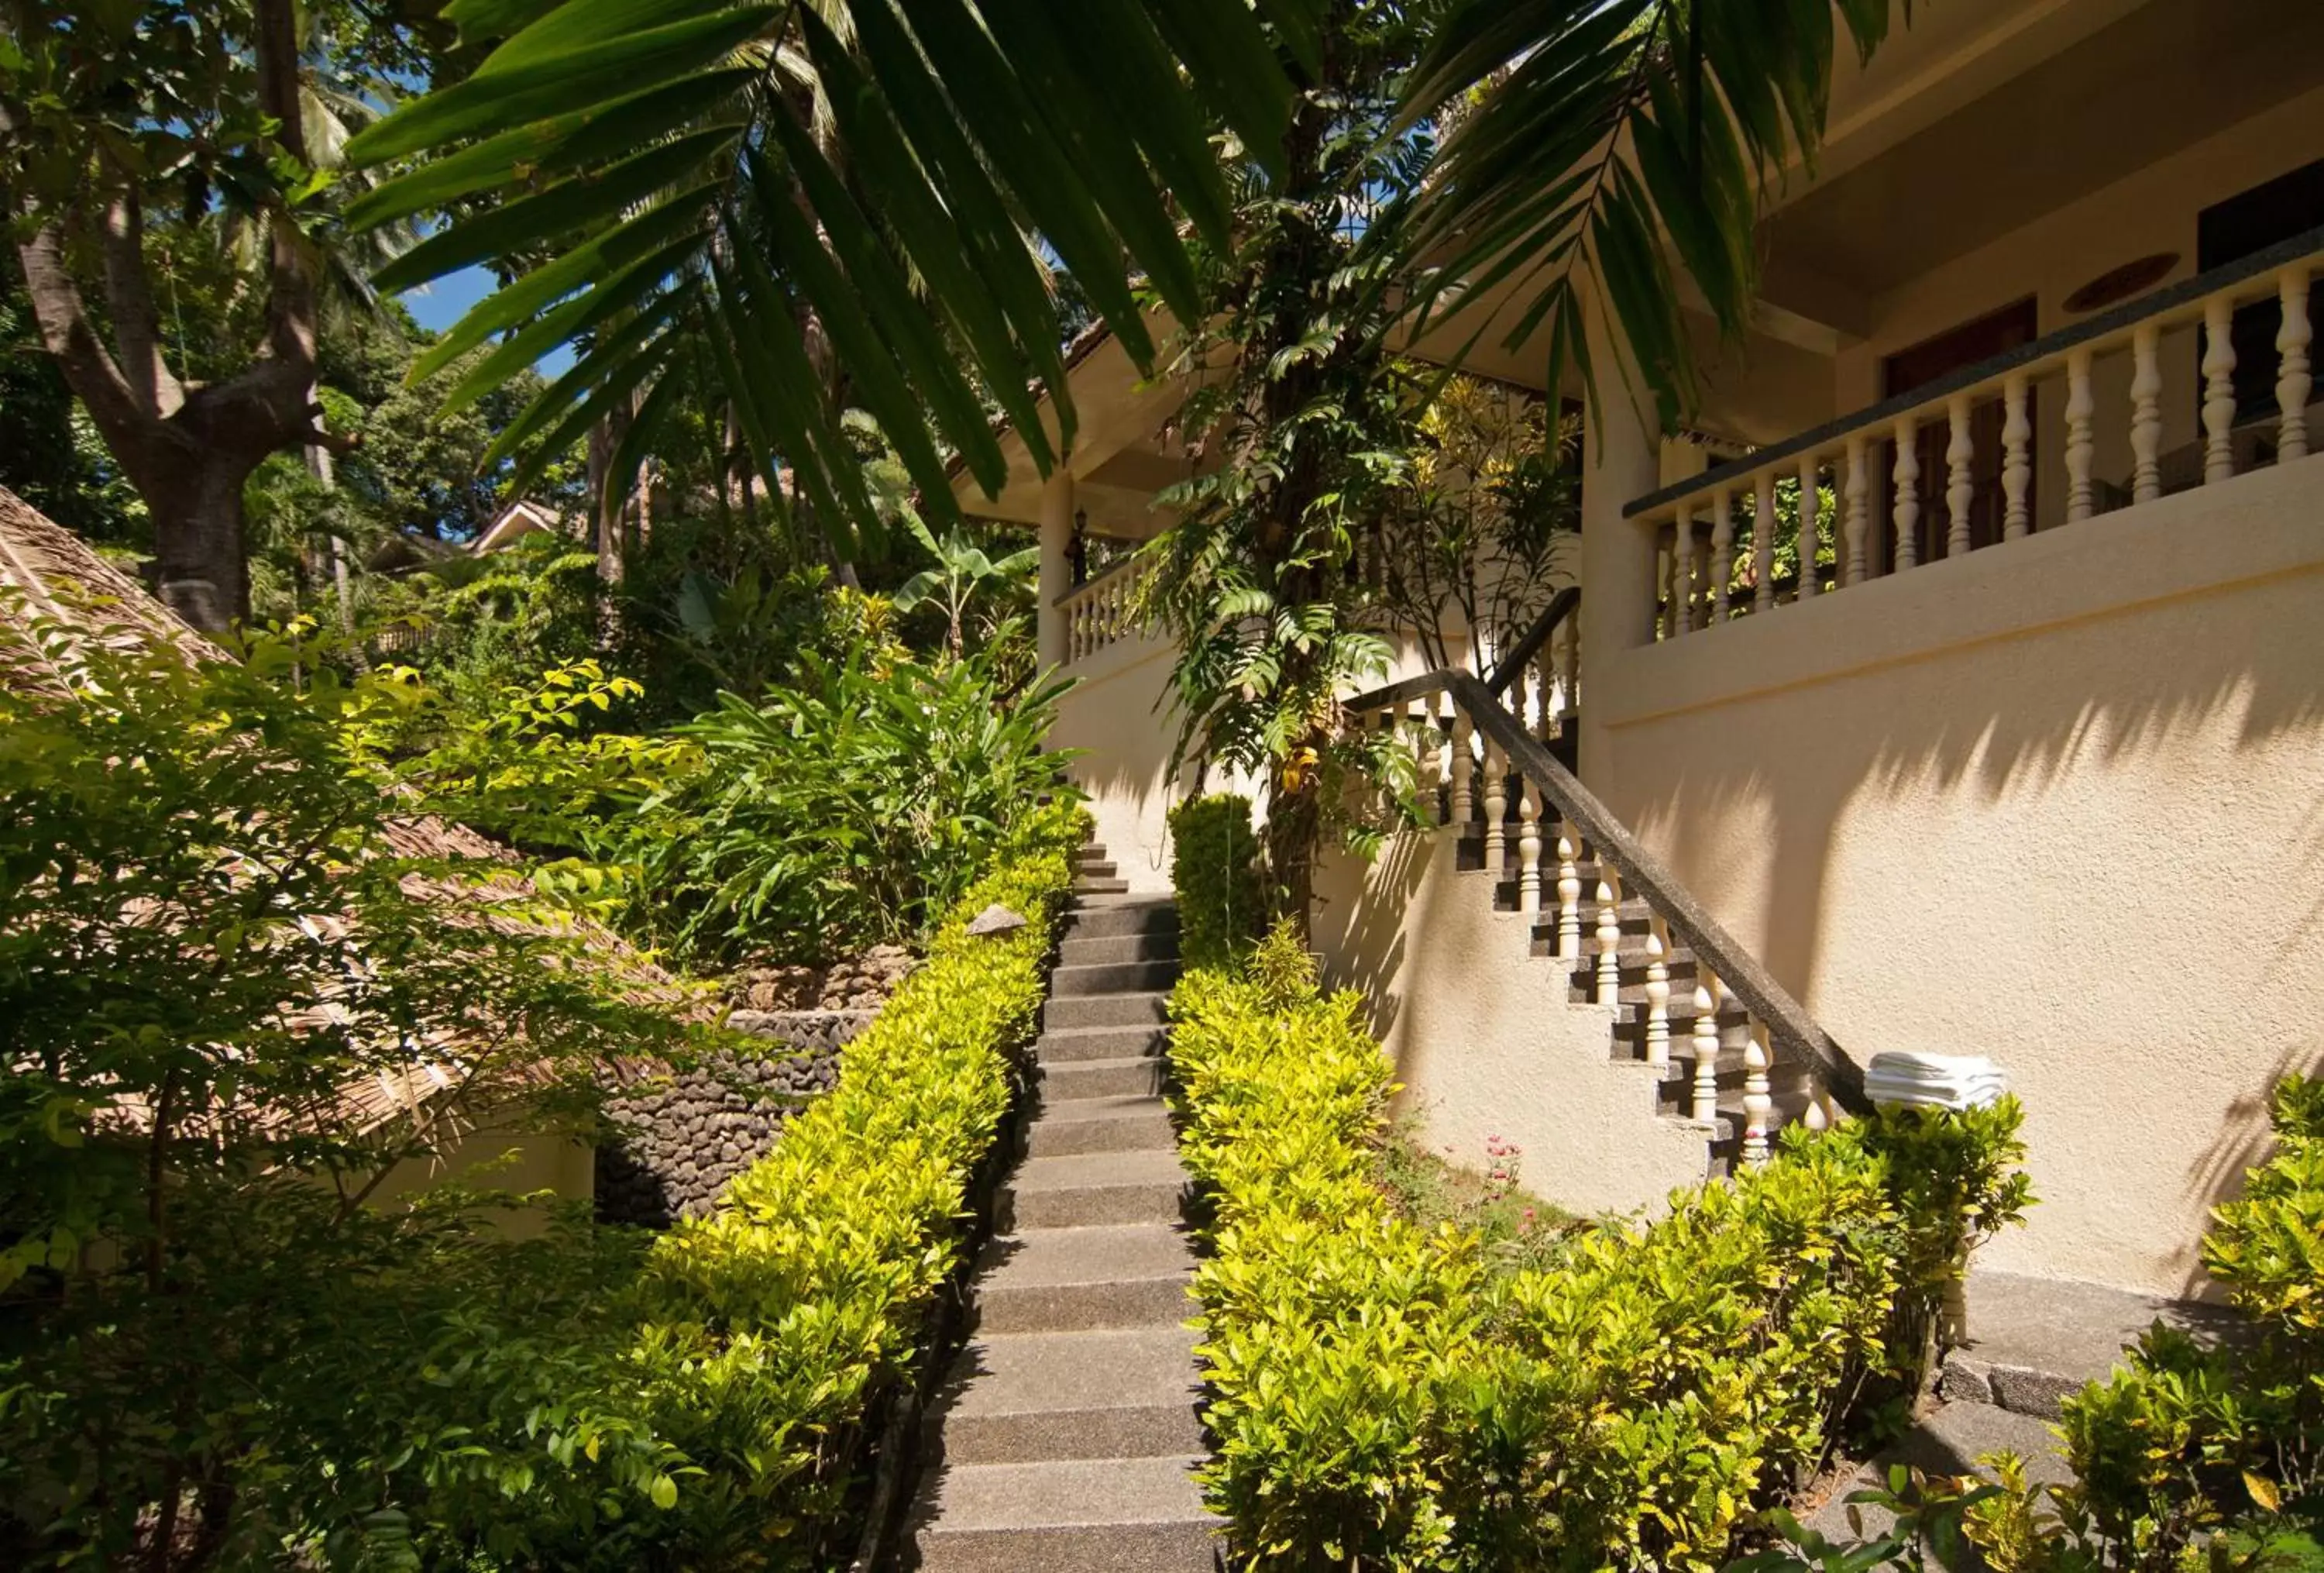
[1052,635,1217,892]
[1312,831,1713,1218]
[1587,455,2324,1295]
[359,1117,596,1238]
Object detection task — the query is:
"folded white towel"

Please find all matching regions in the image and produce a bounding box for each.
[1864,1052,2006,1110]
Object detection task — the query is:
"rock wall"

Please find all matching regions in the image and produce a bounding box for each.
[595,1011,867,1227]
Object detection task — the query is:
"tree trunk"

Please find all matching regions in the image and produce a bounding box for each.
[153,460,260,633]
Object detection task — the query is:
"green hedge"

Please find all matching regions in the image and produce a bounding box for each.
[621,801,1086,1562]
[1167,927,2030,1571]
[1168,793,1266,970]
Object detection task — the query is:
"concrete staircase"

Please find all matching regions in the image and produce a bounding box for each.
[1457,819,1818,1177]
[906,845,1219,1571]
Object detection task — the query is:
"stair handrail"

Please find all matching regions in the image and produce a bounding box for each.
[1482,584,1582,697]
[1343,664,1869,1113]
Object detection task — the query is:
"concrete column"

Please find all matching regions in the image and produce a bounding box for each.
[1037,468,1075,669]
[1576,318,1662,788]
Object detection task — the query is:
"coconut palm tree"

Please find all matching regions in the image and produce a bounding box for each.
[344,0,1906,550]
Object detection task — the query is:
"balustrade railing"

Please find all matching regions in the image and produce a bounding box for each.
[1349,620,1866,1161]
[1055,553,1155,664]
[1628,226,2322,641]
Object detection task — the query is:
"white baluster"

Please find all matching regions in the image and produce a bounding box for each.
[1802,1083,1831,1133]
[2131,321,2163,505]
[1945,396,1974,559]
[2066,349,2096,523]
[1710,487,1734,621]
[1481,733,1508,873]
[1842,436,1868,587]
[1504,660,1529,748]
[1449,710,1473,828]
[1517,781,1542,917]
[1643,926,1670,1069]
[1691,975,1721,1124]
[1892,418,1920,570]
[2280,265,2312,462]
[1556,834,1582,962]
[2002,373,2031,542]
[2203,295,2238,487]
[1596,877,1621,1007]
[1535,643,1556,742]
[1741,1024,1772,1165]
[1795,455,1820,602]
[1752,470,1776,614]
[1411,697,1439,825]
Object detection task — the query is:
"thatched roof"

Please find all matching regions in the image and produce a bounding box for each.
[0,484,701,1140]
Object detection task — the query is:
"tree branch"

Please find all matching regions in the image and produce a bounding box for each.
[252,0,319,376]
[12,222,151,445]
[98,187,184,420]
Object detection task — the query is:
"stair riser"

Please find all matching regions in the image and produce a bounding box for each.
[1026,1110,1177,1157]
[1064,905,1179,941]
[1041,1059,1166,1100]
[1057,933,1180,967]
[1037,1026,1170,1063]
[1051,961,1181,996]
[1003,1182,1184,1231]
[916,1521,1218,1573]
[975,1275,1192,1337]
[1074,879,1132,896]
[1044,993,1170,1030]
[934,1402,1203,1466]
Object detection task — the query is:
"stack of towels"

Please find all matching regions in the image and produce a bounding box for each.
[1862,1052,2006,1111]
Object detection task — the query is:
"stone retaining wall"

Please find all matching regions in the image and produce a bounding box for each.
[594,1010,877,1227]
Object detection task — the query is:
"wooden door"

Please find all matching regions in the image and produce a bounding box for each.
[1872,298,2039,573]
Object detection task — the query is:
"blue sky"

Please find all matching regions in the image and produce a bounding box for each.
[400,265,576,377]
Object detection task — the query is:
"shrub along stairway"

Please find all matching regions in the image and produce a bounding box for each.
[906,844,1218,1571]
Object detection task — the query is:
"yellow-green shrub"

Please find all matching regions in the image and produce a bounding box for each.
[607,802,1087,1565]
[1170,926,2030,1571]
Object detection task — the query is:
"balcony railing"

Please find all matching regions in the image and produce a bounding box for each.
[1627,225,2321,640]
[1055,552,1155,664]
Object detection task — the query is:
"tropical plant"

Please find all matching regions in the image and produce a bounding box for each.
[894,511,1038,660]
[335,0,1906,561]
[641,628,1078,963]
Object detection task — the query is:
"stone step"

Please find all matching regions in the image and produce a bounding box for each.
[913,1456,1216,1572]
[1045,990,1171,1030]
[1058,931,1181,967]
[933,1323,1204,1463]
[1074,876,1133,896]
[1051,959,1182,996]
[1026,1094,1176,1157]
[1076,861,1119,881]
[1937,1269,2245,1420]
[1040,1055,1167,1101]
[1074,843,1112,864]
[1001,1148,1188,1231]
[1064,900,1179,941]
[1037,1024,1170,1065]
[972,1223,1197,1335]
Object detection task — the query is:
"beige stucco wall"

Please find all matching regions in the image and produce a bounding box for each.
[1587,454,2324,1295]
[1052,633,1236,892]
[1313,830,1715,1220]
[358,1117,596,1238]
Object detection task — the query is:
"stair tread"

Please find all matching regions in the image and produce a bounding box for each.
[922,1455,1212,1531]
[1014,1148,1188,1193]
[944,1325,1201,1418]
[1035,1092,1172,1124]
[978,1223,1196,1290]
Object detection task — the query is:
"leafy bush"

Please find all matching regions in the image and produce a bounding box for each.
[1168,793,1267,969]
[1779,1075,2324,1573]
[1167,924,2030,1571]
[644,628,1078,964]
[590,800,1087,1565]
[0,602,707,1568]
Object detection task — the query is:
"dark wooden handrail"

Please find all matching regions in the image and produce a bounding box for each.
[1343,666,1868,1112]
[1483,585,1581,697]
